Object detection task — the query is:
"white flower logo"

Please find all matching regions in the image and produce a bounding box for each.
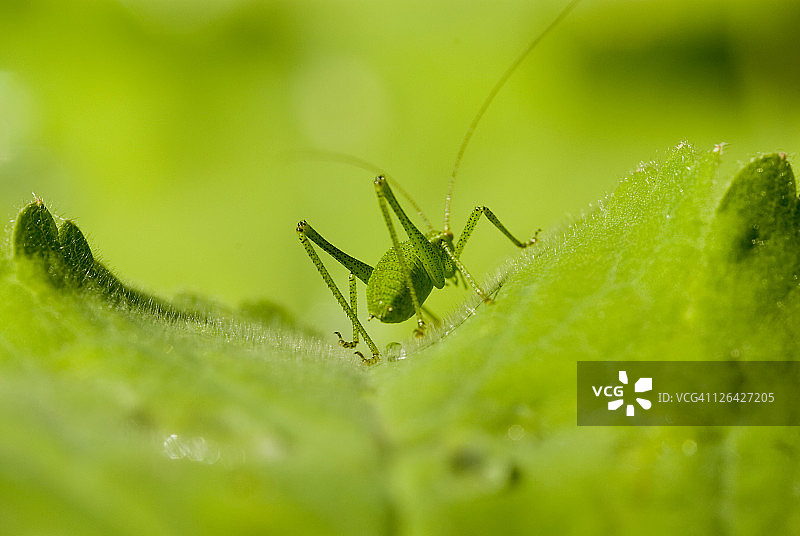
[608,371,652,416]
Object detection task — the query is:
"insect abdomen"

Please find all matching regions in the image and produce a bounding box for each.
[366,241,433,323]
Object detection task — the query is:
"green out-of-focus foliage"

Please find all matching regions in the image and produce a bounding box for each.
[1,0,800,349]
[2,144,799,534]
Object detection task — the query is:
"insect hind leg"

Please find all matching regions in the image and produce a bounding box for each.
[373,177,434,338]
[296,220,380,364]
[445,206,541,304]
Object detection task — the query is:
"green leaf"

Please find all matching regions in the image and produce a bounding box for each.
[2,143,799,535]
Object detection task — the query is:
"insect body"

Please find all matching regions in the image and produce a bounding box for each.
[297,0,580,364]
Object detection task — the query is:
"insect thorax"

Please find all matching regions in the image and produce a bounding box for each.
[428,231,457,281]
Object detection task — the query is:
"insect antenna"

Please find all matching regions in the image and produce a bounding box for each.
[443,0,582,232]
[288,148,435,231]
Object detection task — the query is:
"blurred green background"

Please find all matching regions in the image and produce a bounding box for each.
[1,0,799,346]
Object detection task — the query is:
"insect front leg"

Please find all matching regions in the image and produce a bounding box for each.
[455,206,540,257]
[296,220,380,364]
[439,241,494,304]
[447,206,541,303]
[421,305,442,327]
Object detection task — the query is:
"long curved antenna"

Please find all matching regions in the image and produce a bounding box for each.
[287,148,435,231]
[443,0,582,232]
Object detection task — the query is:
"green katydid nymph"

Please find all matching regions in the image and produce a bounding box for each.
[297,0,581,364]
